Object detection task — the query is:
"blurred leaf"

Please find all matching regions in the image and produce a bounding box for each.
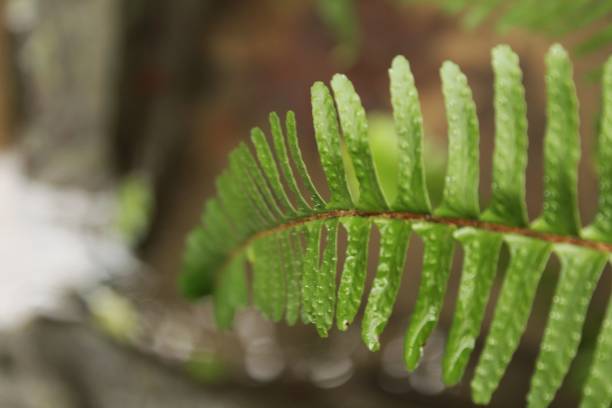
[115,174,153,245]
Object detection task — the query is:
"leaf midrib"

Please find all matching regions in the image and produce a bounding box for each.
[220,210,612,275]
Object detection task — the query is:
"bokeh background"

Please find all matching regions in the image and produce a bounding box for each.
[0,1,611,407]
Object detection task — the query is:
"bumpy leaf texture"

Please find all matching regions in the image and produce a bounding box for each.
[181,44,612,407]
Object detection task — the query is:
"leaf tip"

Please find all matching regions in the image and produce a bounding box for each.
[548,43,568,58]
[361,324,381,352]
[331,72,350,86]
[311,81,330,100]
[390,55,409,71]
[268,111,281,125]
[492,43,518,67]
[337,319,350,331]
[250,126,266,142]
[440,60,461,79]
[403,346,422,372]
[471,384,492,406]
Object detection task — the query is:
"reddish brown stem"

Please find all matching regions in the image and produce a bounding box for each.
[219,210,612,275]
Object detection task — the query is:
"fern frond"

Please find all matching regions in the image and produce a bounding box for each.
[181,44,612,407]
[423,0,612,55]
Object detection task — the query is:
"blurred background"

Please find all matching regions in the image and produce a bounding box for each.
[0,0,611,407]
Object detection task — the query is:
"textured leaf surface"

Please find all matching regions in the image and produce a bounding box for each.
[583,56,612,242]
[284,228,304,326]
[311,82,353,208]
[332,74,388,210]
[436,61,480,219]
[285,111,326,210]
[269,112,311,213]
[219,162,262,233]
[443,228,503,385]
[251,237,271,319]
[336,217,371,330]
[269,235,287,322]
[251,127,296,216]
[301,221,323,324]
[481,45,529,227]
[182,43,612,407]
[237,144,285,221]
[362,219,411,351]
[532,45,581,236]
[404,222,455,370]
[314,219,339,337]
[471,236,552,404]
[389,55,431,213]
[527,246,607,408]
[228,150,276,227]
[581,294,612,408]
[245,144,286,219]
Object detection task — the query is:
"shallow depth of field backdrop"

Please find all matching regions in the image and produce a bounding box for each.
[0,1,611,407]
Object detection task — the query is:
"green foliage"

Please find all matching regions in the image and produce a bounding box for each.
[181,44,612,407]
[528,246,607,408]
[582,295,612,407]
[186,352,228,384]
[471,235,552,403]
[444,228,503,385]
[403,222,455,370]
[532,45,582,236]
[409,0,612,56]
[316,0,359,63]
[390,56,432,213]
[115,174,153,244]
[336,217,371,330]
[361,219,411,351]
[367,113,400,202]
[481,45,528,226]
[436,61,481,219]
[317,1,612,68]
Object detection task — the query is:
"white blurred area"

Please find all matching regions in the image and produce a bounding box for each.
[0,150,137,328]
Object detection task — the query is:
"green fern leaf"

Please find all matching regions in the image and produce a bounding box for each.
[436,61,480,219]
[581,295,612,408]
[578,56,612,408]
[528,246,607,408]
[532,44,581,236]
[331,74,388,210]
[471,235,552,404]
[404,222,455,370]
[314,219,340,337]
[181,44,612,407]
[481,44,529,227]
[311,82,353,209]
[443,228,503,385]
[361,219,411,351]
[336,217,371,330]
[389,55,431,213]
[285,111,326,210]
[269,112,311,213]
[284,227,305,326]
[212,253,247,329]
[583,57,612,243]
[301,221,323,325]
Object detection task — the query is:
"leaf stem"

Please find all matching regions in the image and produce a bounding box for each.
[217,210,612,277]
